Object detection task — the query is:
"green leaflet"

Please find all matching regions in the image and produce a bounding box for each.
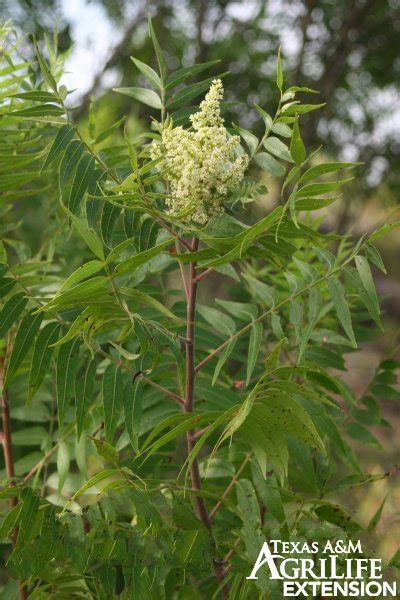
[141,412,219,462]
[0,292,27,337]
[300,161,361,184]
[131,57,162,89]
[276,47,283,89]
[33,37,58,93]
[246,321,263,384]
[290,117,306,166]
[60,469,124,516]
[296,178,354,197]
[113,87,162,109]
[124,377,142,452]
[295,197,337,211]
[165,59,220,89]
[327,278,357,347]
[114,238,172,275]
[237,478,270,592]
[102,364,124,443]
[272,121,292,138]
[354,255,382,328]
[54,260,104,297]
[57,440,70,495]
[56,338,80,430]
[215,299,257,321]
[314,503,362,532]
[282,103,325,115]
[14,489,40,549]
[212,339,236,385]
[148,16,167,80]
[255,151,285,177]
[168,75,227,109]
[75,359,96,441]
[263,136,293,162]
[6,104,64,118]
[93,438,118,464]
[298,287,322,361]
[233,124,258,154]
[60,201,105,260]
[226,390,324,455]
[367,494,388,532]
[120,288,183,323]
[265,338,286,373]
[39,276,109,312]
[94,116,126,145]
[11,90,58,102]
[197,304,235,335]
[101,203,122,247]
[42,124,75,170]
[4,309,43,388]
[28,321,60,401]
[68,154,95,213]
[59,140,84,190]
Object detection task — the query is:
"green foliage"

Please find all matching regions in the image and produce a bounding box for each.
[0,19,399,599]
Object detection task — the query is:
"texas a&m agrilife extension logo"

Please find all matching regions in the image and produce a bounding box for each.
[247,539,397,597]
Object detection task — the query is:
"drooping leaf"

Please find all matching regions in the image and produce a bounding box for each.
[57,440,70,495]
[327,278,357,348]
[28,321,60,401]
[102,364,124,443]
[54,260,104,297]
[124,376,142,452]
[101,202,122,247]
[354,255,381,328]
[4,309,43,388]
[42,124,75,170]
[60,201,105,260]
[0,292,27,337]
[68,154,95,213]
[75,359,96,441]
[246,321,263,384]
[56,338,80,429]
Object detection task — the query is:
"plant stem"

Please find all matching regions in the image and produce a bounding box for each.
[209,453,251,521]
[0,354,27,600]
[183,237,228,597]
[194,266,214,282]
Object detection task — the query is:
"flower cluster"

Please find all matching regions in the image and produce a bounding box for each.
[151,79,248,225]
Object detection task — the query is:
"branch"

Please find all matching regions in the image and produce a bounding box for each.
[195,246,363,372]
[209,454,251,521]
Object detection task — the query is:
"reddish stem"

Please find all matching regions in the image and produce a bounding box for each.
[194,267,214,283]
[1,355,27,600]
[184,237,228,597]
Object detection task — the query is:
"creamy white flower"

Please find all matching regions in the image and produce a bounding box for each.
[151,79,248,225]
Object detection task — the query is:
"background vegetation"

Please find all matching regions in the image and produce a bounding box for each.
[0,1,399,597]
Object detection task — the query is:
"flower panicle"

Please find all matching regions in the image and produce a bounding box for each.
[151,79,248,225]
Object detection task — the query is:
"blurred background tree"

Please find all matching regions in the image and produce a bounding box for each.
[3,0,400,194]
